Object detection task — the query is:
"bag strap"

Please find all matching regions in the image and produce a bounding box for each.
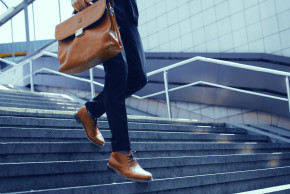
[106,0,114,9]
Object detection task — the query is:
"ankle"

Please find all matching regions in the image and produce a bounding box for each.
[117,150,131,154]
[86,107,96,120]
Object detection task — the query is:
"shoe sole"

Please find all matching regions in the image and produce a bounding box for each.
[107,163,153,182]
[74,113,104,148]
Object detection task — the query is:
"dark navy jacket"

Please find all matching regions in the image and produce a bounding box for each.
[114,0,139,26]
[93,0,139,26]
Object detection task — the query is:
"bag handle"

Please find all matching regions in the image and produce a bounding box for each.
[72,0,94,14]
[73,0,114,14]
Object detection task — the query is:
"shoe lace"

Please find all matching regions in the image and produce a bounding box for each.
[127,150,137,164]
[93,119,98,128]
[87,110,98,128]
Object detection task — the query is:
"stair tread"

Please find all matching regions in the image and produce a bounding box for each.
[236,183,290,194]
[0,102,79,107]
[1,152,290,177]
[0,94,75,103]
[0,89,67,98]
[0,127,267,141]
[0,97,80,105]
[0,116,245,134]
[0,107,225,126]
[1,142,289,155]
[5,165,290,194]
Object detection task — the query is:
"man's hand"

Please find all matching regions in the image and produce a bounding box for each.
[71,0,92,12]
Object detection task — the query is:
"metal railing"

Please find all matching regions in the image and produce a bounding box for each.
[0,51,290,118]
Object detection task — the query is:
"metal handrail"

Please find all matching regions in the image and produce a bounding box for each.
[0,58,16,66]
[139,80,288,102]
[0,51,289,118]
[145,56,290,117]
[147,56,290,77]
[0,71,19,82]
[33,67,104,88]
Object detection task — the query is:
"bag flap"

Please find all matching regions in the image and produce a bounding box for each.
[55,0,106,40]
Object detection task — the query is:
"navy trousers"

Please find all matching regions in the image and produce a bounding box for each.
[86,0,147,152]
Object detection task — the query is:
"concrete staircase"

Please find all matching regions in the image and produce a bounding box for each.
[1,89,290,193]
[0,89,80,111]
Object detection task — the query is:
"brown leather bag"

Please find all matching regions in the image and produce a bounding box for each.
[55,0,123,74]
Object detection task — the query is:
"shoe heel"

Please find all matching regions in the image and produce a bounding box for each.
[107,163,152,182]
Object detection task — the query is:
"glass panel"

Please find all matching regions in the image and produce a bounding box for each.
[59,0,75,22]
[0,4,7,15]
[11,10,26,42]
[32,0,59,40]
[0,9,26,62]
[0,20,11,43]
[0,10,26,44]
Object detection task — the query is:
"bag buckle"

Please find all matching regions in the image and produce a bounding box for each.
[75,28,84,37]
[109,7,114,16]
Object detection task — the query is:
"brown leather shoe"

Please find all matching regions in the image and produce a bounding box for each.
[107,151,153,182]
[74,106,105,147]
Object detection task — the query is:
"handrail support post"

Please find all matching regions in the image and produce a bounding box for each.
[29,60,34,92]
[58,0,62,23]
[286,76,290,116]
[163,71,172,118]
[90,68,95,99]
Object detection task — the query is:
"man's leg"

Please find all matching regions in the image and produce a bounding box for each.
[85,24,147,119]
[86,51,131,152]
[84,22,152,182]
[105,25,152,182]
[122,24,148,98]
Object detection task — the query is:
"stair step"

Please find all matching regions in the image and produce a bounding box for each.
[0,93,75,104]
[236,183,290,194]
[1,152,289,177]
[0,101,79,109]
[3,165,290,193]
[0,116,244,134]
[0,103,78,110]
[1,142,289,163]
[252,125,290,139]
[0,97,80,106]
[0,89,66,98]
[2,142,288,154]
[0,108,225,127]
[0,128,268,143]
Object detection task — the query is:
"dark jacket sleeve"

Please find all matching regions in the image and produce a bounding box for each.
[92,0,113,3]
